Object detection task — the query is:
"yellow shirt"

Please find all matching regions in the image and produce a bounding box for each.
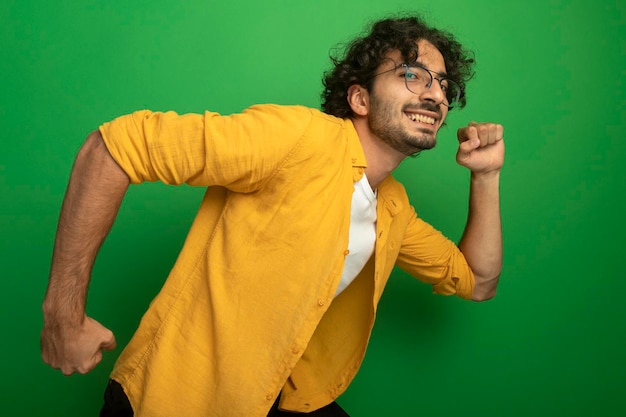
[99,104,474,417]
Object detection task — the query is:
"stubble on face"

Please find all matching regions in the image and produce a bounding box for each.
[366,41,448,157]
[368,93,442,156]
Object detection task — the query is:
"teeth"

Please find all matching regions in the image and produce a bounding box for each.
[407,113,435,125]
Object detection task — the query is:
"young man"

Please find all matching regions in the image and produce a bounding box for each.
[41,15,504,417]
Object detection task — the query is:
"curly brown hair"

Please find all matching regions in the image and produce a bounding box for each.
[321,15,475,118]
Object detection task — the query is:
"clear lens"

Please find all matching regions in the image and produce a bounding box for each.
[442,79,461,109]
[403,65,461,108]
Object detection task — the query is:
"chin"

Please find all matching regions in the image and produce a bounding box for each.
[407,134,437,152]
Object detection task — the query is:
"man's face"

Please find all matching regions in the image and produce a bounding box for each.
[368,40,449,156]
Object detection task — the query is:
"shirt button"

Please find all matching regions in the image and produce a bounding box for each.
[292,347,300,355]
[318,299,326,306]
[343,249,350,256]
[266,394,274,401]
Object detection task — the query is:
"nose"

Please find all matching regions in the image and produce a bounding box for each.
[419,79,446,106]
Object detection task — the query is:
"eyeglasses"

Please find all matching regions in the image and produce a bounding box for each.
[374,62,462,109]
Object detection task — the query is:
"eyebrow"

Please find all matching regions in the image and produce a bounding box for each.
[410,60,449,78]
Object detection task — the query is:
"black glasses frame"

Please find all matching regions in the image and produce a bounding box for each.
[372,61,462,109]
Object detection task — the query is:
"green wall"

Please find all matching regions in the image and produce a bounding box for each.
[2,0,624,415]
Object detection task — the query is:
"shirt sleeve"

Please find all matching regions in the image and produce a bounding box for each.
[99,104,313,192]
[395,206,475,299]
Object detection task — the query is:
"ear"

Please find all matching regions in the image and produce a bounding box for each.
[347,84,369,117]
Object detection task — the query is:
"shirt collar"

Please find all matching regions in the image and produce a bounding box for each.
[345,119,367,169]
[345,119,368,183]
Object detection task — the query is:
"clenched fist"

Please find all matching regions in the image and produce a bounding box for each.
[41,315,116,375]
[456,122,505,174]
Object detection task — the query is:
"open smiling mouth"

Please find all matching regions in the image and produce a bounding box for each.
[405,112,436,125]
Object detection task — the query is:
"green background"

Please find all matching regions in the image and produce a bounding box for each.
[2,0,625,415]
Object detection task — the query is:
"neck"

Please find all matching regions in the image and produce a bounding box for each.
[351,116,407,189]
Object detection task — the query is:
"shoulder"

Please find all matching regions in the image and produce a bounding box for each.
[240,104,344,128]
[240,104,351,148]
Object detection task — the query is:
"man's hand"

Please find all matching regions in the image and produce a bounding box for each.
[41,315,116,375]
[456,122,505,174]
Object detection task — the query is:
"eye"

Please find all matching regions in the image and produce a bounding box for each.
[404,70,419,80]
[404,66,431,83]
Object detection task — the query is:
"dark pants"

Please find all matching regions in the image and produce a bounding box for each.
[100,380,350,416]
[100,380,133,417]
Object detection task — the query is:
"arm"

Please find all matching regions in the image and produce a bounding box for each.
[456,122,505,301]
[41,130,129,375]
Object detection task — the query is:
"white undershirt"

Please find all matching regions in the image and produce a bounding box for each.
[334,174,378,297]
